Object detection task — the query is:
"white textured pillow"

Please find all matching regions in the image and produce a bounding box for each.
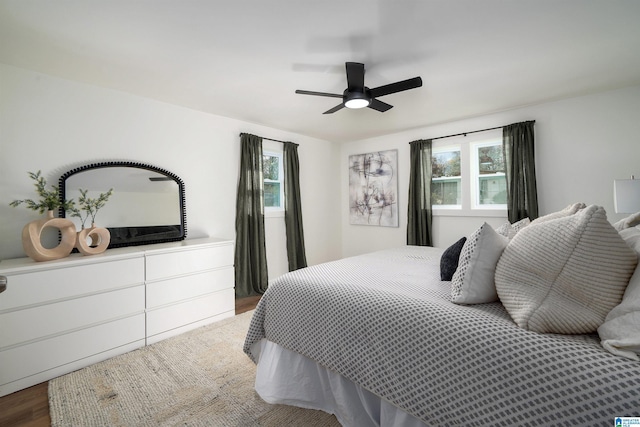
[451,223,508,304]
[530,202,585,225]
[598,227,640,360]
[495,205,638,334]
[613,211,640,231]
[495,222,515,239]
[496,218,530,240]
[511,217,530,232]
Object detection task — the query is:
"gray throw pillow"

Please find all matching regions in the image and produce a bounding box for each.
[451,223,508,304]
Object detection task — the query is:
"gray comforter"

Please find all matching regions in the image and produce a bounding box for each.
[244,246,640,426]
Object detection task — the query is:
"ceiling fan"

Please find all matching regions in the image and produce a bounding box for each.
[295,62,422,114]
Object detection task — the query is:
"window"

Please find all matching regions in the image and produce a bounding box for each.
[430,129,506,216]
[263,150,284,211]
[472,142,506,209]
[431,147,461,208]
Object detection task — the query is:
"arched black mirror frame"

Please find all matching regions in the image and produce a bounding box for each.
[59,161,187,249]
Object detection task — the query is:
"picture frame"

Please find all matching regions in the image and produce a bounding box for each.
[348,149,399,227]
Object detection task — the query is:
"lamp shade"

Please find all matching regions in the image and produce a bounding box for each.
[614,179,640,213]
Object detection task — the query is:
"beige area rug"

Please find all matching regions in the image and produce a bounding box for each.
[48,310,341,426]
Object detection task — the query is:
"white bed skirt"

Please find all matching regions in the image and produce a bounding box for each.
[250,339,429,427]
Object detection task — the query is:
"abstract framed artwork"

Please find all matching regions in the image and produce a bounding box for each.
[348,149,399,227]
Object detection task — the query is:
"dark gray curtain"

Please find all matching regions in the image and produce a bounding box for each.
[234,133,268,297]
[407,139,433,246]
[283,142,307,271]
[503,121,539,222]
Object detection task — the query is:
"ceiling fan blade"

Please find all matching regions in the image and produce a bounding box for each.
[369,76,422,98]
[323,103,345,114]
[295,89,343,98]
[345,62,365,91]
[368,99,393,112]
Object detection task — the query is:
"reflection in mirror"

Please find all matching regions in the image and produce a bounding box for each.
[59,162,186,249]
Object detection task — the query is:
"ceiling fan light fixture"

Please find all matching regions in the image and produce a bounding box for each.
[345,98,370,109]
[295,62,422,114]
[344,89,371,109]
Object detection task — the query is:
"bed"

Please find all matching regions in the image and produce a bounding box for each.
[243,204,640,426]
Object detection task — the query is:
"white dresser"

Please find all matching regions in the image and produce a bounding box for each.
[0,237,235,397]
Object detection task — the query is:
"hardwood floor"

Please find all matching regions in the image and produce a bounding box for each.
[0,296,261,427]
[235,294,261,315]
[0,383,50,427]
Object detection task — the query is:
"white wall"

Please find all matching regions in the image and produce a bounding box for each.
[0,64,342,282]
[4,63,637,269]
[341,85,640,257]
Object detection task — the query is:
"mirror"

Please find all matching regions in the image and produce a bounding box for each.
[59,161,187,249]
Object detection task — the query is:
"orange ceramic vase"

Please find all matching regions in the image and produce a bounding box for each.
[75,223,111,256]
[21,210,76,262]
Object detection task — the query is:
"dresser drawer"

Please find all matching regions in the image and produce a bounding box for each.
[145,244,233,282]
[0,313,145,387]
[0,285,144,349]
[146,288,235,338]
[0,257,144,312]
[146,267,234,309]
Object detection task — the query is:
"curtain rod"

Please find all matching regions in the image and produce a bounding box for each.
[424,121,535,142]
[430,125,502,141]
[239,132,297,145]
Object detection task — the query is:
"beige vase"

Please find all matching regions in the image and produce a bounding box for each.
[75,223,111,256]
[22,210,77,262]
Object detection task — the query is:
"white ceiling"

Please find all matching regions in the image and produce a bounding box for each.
[1,0,639,143]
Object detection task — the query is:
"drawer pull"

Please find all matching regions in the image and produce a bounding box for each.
[0,276,6,294]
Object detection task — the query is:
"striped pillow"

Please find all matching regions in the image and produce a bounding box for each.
[495,205,637,334]
[598,227,640,360]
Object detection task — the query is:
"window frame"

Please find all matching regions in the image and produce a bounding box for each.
[431,129,506,218]
[471,140,507,211]
[263,148,285,216]
[431,145,462,210]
